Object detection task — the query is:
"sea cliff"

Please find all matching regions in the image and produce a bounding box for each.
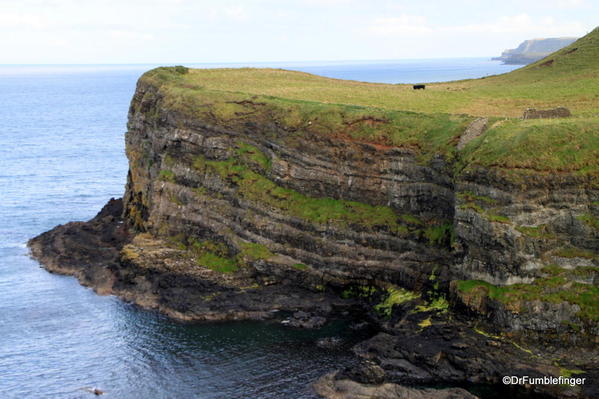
[29,30,599,399]
[493,37,577,64]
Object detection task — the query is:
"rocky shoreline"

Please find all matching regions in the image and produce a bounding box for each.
[28,198,355,324]
[28,200,598,399]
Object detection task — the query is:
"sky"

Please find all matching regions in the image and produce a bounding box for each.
[0,0,596,64]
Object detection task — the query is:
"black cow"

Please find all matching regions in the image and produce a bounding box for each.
[413,84,425,90]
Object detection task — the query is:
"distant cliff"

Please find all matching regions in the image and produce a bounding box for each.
[493,37,577,64]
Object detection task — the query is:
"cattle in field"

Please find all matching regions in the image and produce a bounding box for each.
[413,84,425,90]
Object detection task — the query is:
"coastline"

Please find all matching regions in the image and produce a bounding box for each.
[26,50,599,398]
[28,197,599,399]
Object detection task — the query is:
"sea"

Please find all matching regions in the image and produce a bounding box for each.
[0,58,520,399]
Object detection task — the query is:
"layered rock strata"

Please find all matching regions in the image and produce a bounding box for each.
[28,67,598,398]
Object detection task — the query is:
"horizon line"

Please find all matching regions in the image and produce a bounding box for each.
[0,56,500,67]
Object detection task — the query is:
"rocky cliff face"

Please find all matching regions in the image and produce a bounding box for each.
[123,77,457,295]
[29,67,598,398]
[120,70,598,342]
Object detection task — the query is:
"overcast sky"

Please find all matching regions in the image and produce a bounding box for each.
[0,0,596,64]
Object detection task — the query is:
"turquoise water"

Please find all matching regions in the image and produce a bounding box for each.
[0,60,519,398]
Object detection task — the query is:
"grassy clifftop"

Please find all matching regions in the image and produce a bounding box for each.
[139,27,599,176]
[145,27,599,118]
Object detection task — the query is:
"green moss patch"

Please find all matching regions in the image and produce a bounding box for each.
[238,242,273,263]
[374,286,420,318]
[341,285,377,300]
[235,141,272,171]
[186,239,237,273]
[577,214,599,231]
[457,192,510,224]
[515,224,555,239]
[158,169,175,182]
[414,296,449,313]
[486,213,510,223]
[423,222,453,246]
[456,277,599,321]
[194,154,403,232]
[457,191,497,205]
[554,246,597,260]
[197,252,239,273]
[181,238,273,274]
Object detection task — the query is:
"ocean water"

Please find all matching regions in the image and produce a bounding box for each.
[0,59,519,398]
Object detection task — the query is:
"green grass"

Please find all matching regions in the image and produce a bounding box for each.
[458,118,599,177]
[146,76,472,160]
[143,26,599,118]
[188,239,239,273]
[459,202,484,213]
[139,29,599,180]
[456,277,599,321]
[458,193,511,224]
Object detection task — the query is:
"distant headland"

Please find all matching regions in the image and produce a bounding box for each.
[493,37,577,64]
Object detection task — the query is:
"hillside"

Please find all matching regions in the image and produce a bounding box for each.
[140,28,599,179]
[145,26,599,118]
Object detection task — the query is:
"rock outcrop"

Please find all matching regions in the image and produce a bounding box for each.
[523,107,571,119]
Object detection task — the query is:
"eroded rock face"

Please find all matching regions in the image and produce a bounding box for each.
[453,168,598,340]
[120,78,598,342]
[123,80,456,293]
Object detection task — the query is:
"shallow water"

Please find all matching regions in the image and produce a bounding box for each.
[0,60,519,398]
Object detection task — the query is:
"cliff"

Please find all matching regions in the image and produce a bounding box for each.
[28,29,599,399]
[493,37,577,64]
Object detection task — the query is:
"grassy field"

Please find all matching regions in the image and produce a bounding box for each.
[161,27,599,118]
[140,27,599,175]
